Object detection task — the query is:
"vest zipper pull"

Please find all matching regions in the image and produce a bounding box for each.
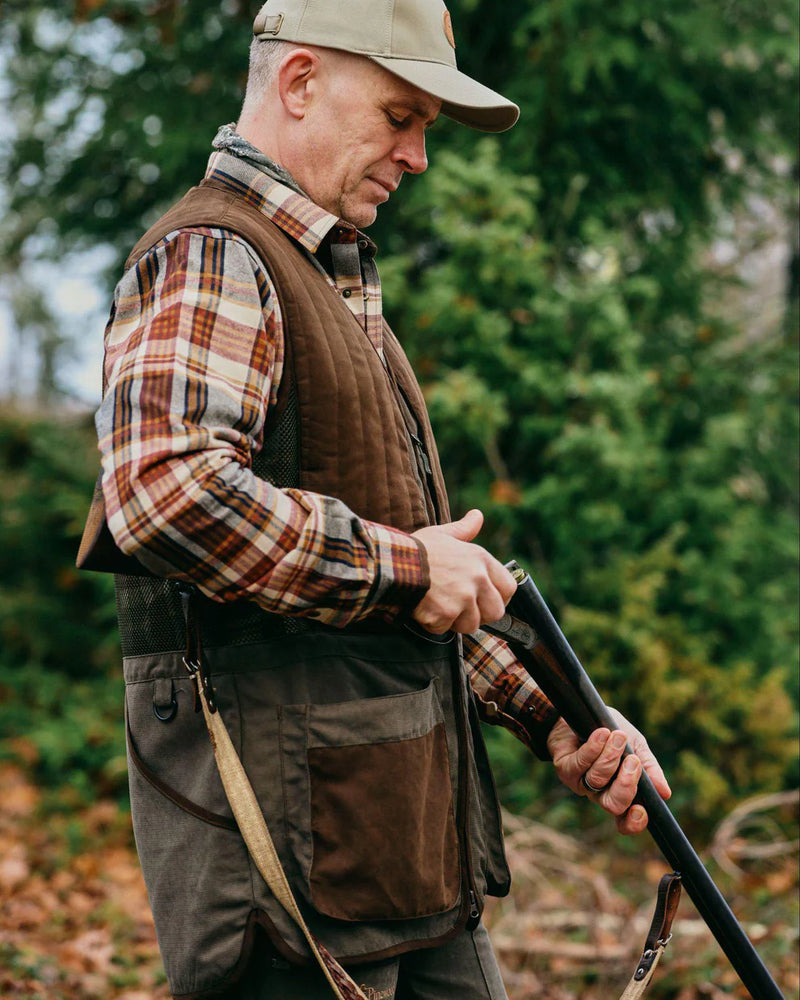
[469,888,480,922]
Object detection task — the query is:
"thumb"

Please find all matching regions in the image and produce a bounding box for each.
[437,509,484,542]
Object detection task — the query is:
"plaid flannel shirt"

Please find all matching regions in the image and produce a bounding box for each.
[96,148,558,757]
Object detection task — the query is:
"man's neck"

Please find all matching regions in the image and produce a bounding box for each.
[213,124,308,199]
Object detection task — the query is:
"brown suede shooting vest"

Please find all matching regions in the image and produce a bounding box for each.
[95,180,509,999]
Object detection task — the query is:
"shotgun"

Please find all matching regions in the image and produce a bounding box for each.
[485,561,785,1000]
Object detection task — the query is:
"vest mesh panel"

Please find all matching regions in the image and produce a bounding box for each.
[114,381,304,657]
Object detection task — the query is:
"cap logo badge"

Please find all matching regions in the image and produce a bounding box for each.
[443,9,455,48]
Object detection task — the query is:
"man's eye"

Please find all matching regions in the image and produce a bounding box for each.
[387,114,406,128]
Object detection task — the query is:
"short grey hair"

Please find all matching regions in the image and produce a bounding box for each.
[242,38,292,111]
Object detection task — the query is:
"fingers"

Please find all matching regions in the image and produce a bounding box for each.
[435,508,484,542]
[582,730,628,793]
[630,733,672,800]
[616,803,648,836]
[550,723,650,836]
[411,512,517,633]
[576,732,657,837]
[551,713,671,839]
[486,554,518,607]
[608,707,671,801]
[583,740,649,836]
[596,751,641,814]
[548,720,611,795]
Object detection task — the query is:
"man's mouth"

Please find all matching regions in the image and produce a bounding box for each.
[368,177,399,198]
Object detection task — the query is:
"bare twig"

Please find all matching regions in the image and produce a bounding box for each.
[711,790,800,877]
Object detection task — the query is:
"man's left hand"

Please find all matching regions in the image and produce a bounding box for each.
[547,709,672,835]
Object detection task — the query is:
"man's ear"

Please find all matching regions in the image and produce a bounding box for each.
[277,48,320,120]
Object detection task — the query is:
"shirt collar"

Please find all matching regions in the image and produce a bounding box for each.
[212,123,306,196]
[205,132,377,258]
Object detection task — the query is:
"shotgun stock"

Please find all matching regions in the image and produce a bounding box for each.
[485,561,784,1000]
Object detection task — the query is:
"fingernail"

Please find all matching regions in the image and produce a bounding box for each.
[611,732,627,751]
[623,756,639,774]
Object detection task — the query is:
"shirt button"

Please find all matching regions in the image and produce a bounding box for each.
[342,288,352,298]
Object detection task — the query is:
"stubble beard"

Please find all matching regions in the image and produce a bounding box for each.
[335,186,380,229]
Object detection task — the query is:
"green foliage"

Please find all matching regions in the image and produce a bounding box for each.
[385,141,798,822]
[2,0,253,279]
[0,411,119,676]
[0,412,124,797]
[0,1,797,826]
[0,663,126,801]
[441,0,799,243]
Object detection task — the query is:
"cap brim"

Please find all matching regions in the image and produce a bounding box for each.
[369,55,519,133]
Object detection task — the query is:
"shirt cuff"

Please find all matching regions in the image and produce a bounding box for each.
[464,628,560,761]
[361,522,430,622]
[476,688,559,761]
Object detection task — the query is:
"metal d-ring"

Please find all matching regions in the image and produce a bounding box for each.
[153,680,178,723]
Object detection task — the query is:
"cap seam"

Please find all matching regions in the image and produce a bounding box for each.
[294,0,312,42]
[369,51,455,65]
[384,0,393,55]
[268,38,456,66]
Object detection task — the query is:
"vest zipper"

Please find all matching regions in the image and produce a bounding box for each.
[409,427,441,524]
[391,375,441,525]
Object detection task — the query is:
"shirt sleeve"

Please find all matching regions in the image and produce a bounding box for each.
[96,228,428,626]
[463,628,559,760]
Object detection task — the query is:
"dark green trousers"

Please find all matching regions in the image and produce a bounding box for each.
[231,924,508,1000]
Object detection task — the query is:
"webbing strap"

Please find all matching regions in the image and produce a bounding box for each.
[619,872,682,1000]
[619,944,667,1000]
[194,680,367,1000]
[180,586,367,1000]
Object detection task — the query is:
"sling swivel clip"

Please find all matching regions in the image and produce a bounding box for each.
[183,654,218,715]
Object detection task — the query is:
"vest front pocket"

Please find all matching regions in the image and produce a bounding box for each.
[279,678,461,923]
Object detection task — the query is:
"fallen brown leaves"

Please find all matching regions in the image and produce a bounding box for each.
[1,761,797,1000]
[0,763,169,1000]
[486,805,800,1000]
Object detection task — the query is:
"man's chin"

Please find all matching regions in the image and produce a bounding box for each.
[340,202,379,229]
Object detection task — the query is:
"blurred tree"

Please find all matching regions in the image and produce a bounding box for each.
[1,0,253,279]
[2,0,797,281]
[384,143,797,820]
[0,412,118,676]
[0,0,797,821]
[0,411,124,797]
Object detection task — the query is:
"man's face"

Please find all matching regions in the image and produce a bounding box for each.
[299,52,441,227]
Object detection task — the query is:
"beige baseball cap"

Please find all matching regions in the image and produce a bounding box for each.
[252,0,519,132]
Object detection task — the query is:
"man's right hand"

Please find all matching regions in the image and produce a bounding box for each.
[411,509,517,634]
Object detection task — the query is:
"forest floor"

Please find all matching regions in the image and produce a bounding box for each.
[1,761,797,1000]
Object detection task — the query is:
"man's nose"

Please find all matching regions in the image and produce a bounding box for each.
[392,127,428,175]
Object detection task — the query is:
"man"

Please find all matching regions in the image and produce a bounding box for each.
[87,1,670,997]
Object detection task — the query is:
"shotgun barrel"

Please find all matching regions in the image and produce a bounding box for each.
[487,562,784,1000]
